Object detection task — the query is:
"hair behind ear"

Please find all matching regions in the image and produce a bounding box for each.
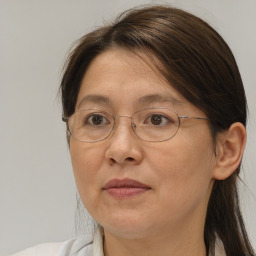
[205,175,254,255]
[205,123,254,255]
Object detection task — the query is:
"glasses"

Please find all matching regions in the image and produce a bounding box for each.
[62,107,208,143]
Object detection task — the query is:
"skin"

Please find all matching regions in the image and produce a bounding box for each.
[69,48,246,256]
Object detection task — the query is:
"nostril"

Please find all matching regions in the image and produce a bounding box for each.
[109,157,134,165]
[109,158,116,165]
[126,157,134,162]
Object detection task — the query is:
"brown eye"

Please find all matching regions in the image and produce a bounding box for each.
[150,115,163,125]
[87,114,108,126]
[144,114,172,126]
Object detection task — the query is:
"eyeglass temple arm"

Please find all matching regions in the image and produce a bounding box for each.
[178,116,209,120]
[62,116,68,122]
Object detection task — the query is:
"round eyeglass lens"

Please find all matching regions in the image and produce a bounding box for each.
[131,108,180,142]
[68,109,114,142]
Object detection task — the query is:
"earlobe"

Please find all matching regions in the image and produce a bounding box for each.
[213,122,246,180]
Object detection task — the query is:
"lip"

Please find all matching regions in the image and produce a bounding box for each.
[103,178,151,199]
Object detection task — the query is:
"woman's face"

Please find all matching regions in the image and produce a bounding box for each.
[70,48,217,239]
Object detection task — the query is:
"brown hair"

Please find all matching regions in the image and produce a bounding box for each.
[60,5,255,256]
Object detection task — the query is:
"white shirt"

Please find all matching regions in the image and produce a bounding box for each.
[11,227,104,256]
[10,227,225,256]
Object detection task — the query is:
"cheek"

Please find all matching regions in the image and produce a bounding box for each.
[70,140,105,201]
[70,140,104,171]
[150,151,213,225]
[147,133,215,202]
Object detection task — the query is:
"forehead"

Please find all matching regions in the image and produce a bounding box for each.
[76,48,187,111]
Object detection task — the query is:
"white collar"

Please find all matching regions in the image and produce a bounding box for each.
[92,226,104,256]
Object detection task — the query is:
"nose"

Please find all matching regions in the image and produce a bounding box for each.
[105,116,143,166]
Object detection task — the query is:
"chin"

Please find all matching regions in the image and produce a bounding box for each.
[97,213,157,239]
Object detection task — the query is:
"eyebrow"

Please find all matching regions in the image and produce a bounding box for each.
[77,93,183,109]
[138,94,184,106]
[77,94,110,109]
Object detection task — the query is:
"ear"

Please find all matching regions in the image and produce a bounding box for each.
[213,122,246,180]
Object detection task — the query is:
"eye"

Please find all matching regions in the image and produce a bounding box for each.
[86,114,109,126]
[145,114,172,126]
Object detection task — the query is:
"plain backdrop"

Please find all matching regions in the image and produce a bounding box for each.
[0,0,255,255]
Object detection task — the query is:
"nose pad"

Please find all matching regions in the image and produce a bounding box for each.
[131,122,136,129]
[105,116,142,165]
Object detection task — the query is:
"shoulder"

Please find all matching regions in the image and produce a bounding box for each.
[10,233,94,256]
[57,234,93,256]
[10,242,64,256]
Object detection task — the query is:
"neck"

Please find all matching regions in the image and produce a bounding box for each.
[103,223,207,256]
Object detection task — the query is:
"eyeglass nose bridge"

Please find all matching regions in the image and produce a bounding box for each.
[109,115,138,140]
[112,115,137,132]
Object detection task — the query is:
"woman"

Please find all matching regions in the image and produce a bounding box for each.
[13,5,255,256]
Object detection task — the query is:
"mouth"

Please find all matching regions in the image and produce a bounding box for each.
[103,178,151,198]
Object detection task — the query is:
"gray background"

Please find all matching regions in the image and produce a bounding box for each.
[0,0,255,255]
